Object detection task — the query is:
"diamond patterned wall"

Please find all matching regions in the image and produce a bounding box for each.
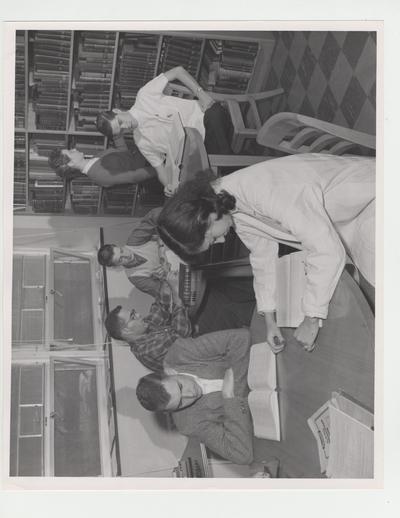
[264,31,376,135]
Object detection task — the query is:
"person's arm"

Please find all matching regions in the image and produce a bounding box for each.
[128,275,163,300]
[232,221,283,352]
[142,282,191,338]
[280,185,346,320]
[278,185,346,350]
[112,134,129,152]
[170,303,192,338]
[263,311,285,354]
[126,207,163,247]
[163,66,214,112]
[154,163,173,189]
[165,271,192,337]
[146,296,173,327]
[154,162,178,197]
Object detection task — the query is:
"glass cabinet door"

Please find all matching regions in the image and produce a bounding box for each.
[10,363,45,476]
[50,359,102,476]
[50,250,95,349]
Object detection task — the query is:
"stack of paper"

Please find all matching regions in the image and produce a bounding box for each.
[307,391,374,478]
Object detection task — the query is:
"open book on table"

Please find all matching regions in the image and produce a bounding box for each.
[247,342,280,441]
[307,391,374,477]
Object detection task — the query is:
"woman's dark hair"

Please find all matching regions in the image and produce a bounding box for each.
[157,170,236,262]
[96,110,117,138]
[48,148,83,181]
[136,373,171,411]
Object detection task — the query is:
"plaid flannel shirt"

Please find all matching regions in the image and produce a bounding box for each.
[129,293,192,372]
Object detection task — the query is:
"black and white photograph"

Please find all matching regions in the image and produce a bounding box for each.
[2,19,381,489]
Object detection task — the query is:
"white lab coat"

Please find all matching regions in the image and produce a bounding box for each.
[216,153,375,318]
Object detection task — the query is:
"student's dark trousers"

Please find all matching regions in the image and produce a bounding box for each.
[203,102,234,155]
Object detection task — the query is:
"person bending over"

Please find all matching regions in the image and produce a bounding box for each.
[156,153,375,354]
[136,328,253,465]
[48,134,156,188]
[96,66,233,195]
[105,270,191,372]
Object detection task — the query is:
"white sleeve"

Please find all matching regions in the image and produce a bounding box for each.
[234,220,279,314]
[137,73,168,98]
[140,147,164,168]
[279,185,346,318]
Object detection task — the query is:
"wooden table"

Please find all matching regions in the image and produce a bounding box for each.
[250,269,375,478]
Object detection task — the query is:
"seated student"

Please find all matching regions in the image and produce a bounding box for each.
[105,271,191,372]
[136,328,253,465]
[48,134,156,188]
[98,207,167,299]
[96,66,233,195]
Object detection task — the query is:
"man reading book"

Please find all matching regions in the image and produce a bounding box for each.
[105,269,192,373]
[136,328,254,465]
[96,66,233,195]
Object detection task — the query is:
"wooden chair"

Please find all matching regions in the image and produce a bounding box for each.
[165,83,285,154]
[256,112,376,156]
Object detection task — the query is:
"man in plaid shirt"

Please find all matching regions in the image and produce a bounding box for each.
[105,270,192,372]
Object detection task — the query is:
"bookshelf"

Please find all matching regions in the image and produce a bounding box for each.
[13,29,274,216]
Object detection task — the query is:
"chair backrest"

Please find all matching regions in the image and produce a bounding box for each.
[256,112,376,155]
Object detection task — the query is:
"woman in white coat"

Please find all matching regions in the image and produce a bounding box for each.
[157,153,375,353]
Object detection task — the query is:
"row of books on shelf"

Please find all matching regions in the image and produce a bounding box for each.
[14,133,27,205]
[73,31,116,132]
[200,39,258,93]
[115,33,159,109]
[73,136,105,156]
[157,36,203,78]
[20,177,145,215]
[103,184,138,215]
[15,31,26,129]
[19,31,260,133]
[70,178,101,214]
[30,177,65,213]
[31,31,72,130]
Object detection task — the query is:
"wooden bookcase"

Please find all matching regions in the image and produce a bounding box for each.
[13,29,274,216]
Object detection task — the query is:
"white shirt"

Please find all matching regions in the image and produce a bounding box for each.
[130,73,205,168]
[164,367,223,395]
[124,240,161,279]
[217,153,375,319]
[188,374,224,395]
[82,156,100,176]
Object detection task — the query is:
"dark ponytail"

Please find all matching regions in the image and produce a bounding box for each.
[157,171,236,261]
[216,190,236,214]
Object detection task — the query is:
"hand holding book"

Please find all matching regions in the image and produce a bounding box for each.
[293,316,320,352]
[264,312,286,354]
